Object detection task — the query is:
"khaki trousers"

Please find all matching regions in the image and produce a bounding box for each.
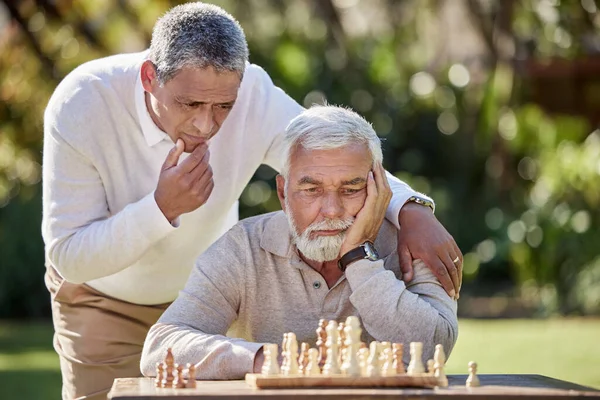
[45,267,170,400]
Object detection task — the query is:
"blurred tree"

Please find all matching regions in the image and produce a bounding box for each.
[0,0,598,318]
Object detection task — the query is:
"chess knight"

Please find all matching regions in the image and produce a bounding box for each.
[141,105,459,380]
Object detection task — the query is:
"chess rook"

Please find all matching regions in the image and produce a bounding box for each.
[407,342,425,375]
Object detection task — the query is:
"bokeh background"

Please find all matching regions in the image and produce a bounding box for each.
[0,0,599,398]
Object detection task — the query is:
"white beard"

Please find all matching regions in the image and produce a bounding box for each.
[284,198,354,262]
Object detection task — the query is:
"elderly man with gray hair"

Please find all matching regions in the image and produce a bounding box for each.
[140,105,458,379]
[43,2,461,398]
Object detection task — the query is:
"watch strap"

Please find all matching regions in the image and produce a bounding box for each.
[338,245,367,272]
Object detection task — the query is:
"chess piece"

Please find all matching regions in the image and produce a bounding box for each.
[155,362,164,388]
[185,363,196,388]
[305,348,321,376]
[337,322,346,363]
[466,361,480,387]
[357,348,369,376]
[407,342,425,375]
[161,348,176,388]
[281,333,289,375]
[173,364,185,388]
[366,341,380,377]
[341,316,361,376]
[434,344,448,387]
[298,343,309,375]
[322,321,341,375]
[392,343,405,374]
[262,343,281,376]
[285,333,300,375]
[316,319,328,368]
[381,348,396,376]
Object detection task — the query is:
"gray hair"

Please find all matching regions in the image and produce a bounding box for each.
[148,2,249,84]
[281,105,383,178]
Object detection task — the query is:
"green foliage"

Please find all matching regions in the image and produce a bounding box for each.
[0,0,599,317]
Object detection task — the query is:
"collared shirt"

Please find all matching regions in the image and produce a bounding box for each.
[141,211,458,379]
[42,51,431,305]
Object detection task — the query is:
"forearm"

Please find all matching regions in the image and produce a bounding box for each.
[345,259,458,362]
[45,191,175,283]
[141,322,264,380]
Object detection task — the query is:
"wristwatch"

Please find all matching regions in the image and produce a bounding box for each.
[338,241,380,272]
[406,195,435,212]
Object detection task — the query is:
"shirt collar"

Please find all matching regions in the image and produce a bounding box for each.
[135,69,170,147]
[260,211,398,262]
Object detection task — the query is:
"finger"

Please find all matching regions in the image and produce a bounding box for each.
[398,244,414,282]
[427,256,456,298]
[441,251,461,296]
[365,170,378,205]
[452,244,464,289]
[188,149,211,181]
[178,143,209,173]
[162,139,185,170]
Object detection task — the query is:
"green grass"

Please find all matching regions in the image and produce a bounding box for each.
[0,318,598,400]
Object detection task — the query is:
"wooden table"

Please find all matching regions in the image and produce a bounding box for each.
[109,375,600,399]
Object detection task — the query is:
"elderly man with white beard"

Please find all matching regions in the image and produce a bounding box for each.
[140,105,458,380]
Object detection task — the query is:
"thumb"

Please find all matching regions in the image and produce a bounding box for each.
[162,139,185,170]
[398,245,414,282]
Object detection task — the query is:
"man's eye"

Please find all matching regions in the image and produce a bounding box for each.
[216,104,234,110]
[342,188,361,194]
[305,188,319,193]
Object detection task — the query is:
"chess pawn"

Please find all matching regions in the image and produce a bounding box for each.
[434,344,448,387]
[285,333,300,375]
[305,348,322,376]
[357,348,369,376]
[392,343,405,374]
[381,348,396,376]
[427,359,435,375]
[366,341,380,376]
[298,343,309,375]
[161,348,176,388]
[322,321,341,375]
[262,343,281,376]
[185,363,196,388]
[407,342,425,375]
[316,319,328,368]
[155,362,164,388]
[466,361,480,387]
[173,364,185,388]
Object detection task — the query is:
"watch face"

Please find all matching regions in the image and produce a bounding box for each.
[363,242,379,261]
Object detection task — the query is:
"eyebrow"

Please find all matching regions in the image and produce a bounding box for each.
[175,96,236,106]
[297,176,322,185]
[341,177,367,185]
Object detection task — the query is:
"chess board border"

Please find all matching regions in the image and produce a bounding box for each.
[245,373,441,389]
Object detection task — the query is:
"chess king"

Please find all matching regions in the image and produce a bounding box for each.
[140,105,459,380]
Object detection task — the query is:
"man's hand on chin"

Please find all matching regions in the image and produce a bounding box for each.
[397,202,462,300]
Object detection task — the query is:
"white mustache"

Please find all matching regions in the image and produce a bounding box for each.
[304,217,354,235]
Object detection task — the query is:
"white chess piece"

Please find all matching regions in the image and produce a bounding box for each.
[358,348,369,376]
[322,321,341,375]
[280,333,289,375]
[261,344,281,376]
[407,342,425,375]
[466,361,480,387]
[366,341,380,377]
[381,348,396,376]
[341,317,361,376]
[305,348,322,376]
[285,333,300,375]
[434,344,448,387]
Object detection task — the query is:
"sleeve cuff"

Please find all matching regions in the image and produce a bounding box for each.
[386,191,435,231]
[231,341,265,376]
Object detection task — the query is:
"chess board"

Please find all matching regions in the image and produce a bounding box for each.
[245,372,441,389]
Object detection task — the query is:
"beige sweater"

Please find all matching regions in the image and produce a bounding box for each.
[140,211,458,379]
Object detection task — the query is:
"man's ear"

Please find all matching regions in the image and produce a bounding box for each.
[140,60,159,92]
[276,175,286,212]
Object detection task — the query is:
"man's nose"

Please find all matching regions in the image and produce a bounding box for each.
[321,192,344,219]
[192,106,215,135]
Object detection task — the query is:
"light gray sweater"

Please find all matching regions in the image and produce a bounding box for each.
[140,211,458,379]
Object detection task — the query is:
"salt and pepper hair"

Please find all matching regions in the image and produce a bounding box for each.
[280,105,383,179]
[148,2,249,84]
